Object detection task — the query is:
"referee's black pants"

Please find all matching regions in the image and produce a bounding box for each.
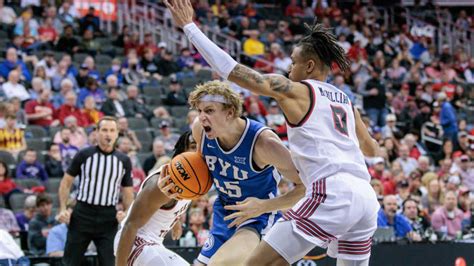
[63,201,118,266]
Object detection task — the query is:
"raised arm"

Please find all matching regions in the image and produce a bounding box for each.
[165,0,311,124]
[115,174,173,266]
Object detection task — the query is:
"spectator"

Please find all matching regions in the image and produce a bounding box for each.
[377,195,420,240]
[79,29,100,55]
[101,87,126,118]
[0,0,17,26]
[332,74,355,104]
[28,193,56,255]
[454,155,474,192]
[38,18,58,48]
[361,68,386,127]
[431,191,464,240]
[79,7,100,35]
[381,114,401,139]
[122,85,153,119]
[116,136,145,193]
[57,127,79,172]
[52,78,75,108]
[402,198,429,239]
[177,47,196,71]
[0,47,31,83]
[421,178,444,215]
[243,30,264,57]
[0,160,19,200]
[437,92,458,142]
[180,110,198,133]
[8,97,27,127]
[394,144,419,176]
[247,101,267,125]
[81,95,103,127]
[78,78,106,109]
[25,89,59,127]
[57,91,88,126]
[46,200,76,257]
[186,207,209,247]
[156,120,180,153]
[140,48,161,80]
[137,32,159,57]
[164,78,188,106]
[143,139,166,175]
[45,143,64,178]
[16,149,49,182]
[156,49,180,77]
[75,64,91,88]
[0,229,30,265]
[285,0,303,17]
[0,114,27,158]
[53,116,88,149]
[454,131,470,154]
[56,24,79,55]
[104,60,124,84]
[1,69,30,102]
[15,195,36,232]
[117,117,142,151]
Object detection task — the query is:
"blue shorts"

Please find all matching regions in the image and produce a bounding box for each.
[197,198,281,264]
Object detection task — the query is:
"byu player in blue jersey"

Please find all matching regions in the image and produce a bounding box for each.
[185,80,304,265]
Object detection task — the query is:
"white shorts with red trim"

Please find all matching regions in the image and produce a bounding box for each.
[264,174,379,262]
[126,236,189,266]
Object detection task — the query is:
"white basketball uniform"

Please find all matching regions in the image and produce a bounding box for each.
[114,166,191,266]
[264,79,380,263]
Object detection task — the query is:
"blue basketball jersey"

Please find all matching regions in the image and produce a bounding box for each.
[201,118,281,204]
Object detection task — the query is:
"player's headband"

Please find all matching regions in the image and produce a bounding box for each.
[199,94,229,104]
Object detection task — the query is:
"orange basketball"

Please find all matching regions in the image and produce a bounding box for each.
[168,152,213,200]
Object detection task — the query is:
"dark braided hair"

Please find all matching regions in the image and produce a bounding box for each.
[297,22,350,72]
[172,131,194,158]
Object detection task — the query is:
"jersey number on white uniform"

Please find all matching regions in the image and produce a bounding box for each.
[330,105,348,136]
[213,179,242,198]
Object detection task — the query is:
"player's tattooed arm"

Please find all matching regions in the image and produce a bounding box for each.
[229,64,293,99]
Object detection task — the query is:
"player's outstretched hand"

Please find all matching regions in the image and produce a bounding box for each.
[163,0,194,28]
[223,197,265,228]
[157,164,180,199]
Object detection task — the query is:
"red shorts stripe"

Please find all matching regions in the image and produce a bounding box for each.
[297,182,318,216]
[339,238,372,244]
[338,242,372,248]
[285,210,336,241]
[338,246,371,252]
[338,249,371,255]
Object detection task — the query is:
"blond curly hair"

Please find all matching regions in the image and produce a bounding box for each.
[188,80,242,118]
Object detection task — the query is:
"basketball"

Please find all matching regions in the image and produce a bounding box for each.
[168,152,213,200]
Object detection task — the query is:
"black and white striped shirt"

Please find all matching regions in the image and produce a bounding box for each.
[67,146,132,206]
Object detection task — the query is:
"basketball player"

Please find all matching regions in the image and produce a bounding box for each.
[114,131,196,266]
[159,80,305,266]
[164,1,380,265]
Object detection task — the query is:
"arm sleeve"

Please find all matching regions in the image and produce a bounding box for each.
[121,156,133,187]
[66,150,84,177]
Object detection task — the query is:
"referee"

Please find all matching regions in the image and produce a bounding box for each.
[58,116,134,266]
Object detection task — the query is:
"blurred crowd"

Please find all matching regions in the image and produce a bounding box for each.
[0,0,473,262]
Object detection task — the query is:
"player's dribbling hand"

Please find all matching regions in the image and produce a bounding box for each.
[157,164,180,199]
[223,197,266,228]
[163,0,194,28]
